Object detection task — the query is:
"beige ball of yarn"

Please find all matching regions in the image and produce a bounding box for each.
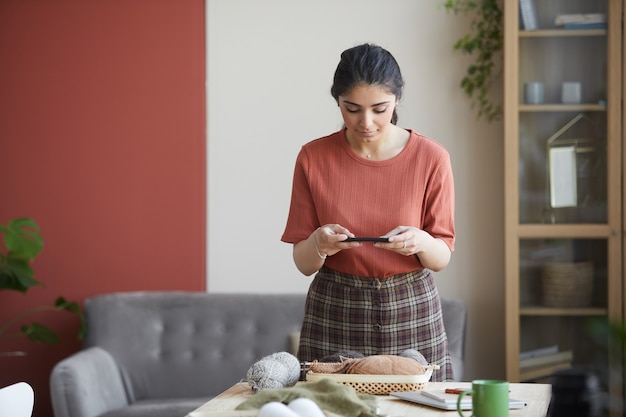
[246,351,301,391]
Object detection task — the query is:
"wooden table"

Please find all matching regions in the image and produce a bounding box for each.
[187,381,551,417]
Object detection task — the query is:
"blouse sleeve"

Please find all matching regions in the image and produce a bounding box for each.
[423,149,455,251]
[281,148,319,243]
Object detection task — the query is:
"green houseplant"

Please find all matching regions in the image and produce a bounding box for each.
[443,0,504,122]
[0,217,85,356]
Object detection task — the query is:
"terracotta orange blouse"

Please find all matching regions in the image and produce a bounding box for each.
[281,129,455,278]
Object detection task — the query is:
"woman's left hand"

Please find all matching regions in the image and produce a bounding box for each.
[374,226,451,271]
[374,226,423,255]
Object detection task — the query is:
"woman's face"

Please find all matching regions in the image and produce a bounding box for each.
[338,84,397,143]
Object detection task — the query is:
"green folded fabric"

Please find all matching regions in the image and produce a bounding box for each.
[235,378,379,417]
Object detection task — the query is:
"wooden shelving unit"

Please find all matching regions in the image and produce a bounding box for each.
[504,1,624,415]
[519,29,606,38]
[520,307,608,316]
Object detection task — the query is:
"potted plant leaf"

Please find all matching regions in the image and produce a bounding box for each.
[442,0,504,122]
[0,217,85,356]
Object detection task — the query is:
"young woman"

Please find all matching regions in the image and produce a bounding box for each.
[281,43,455,381]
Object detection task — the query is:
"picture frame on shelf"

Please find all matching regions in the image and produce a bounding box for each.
[549,146,577,208]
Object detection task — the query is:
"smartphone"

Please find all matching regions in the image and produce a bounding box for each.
[343,237,390,242]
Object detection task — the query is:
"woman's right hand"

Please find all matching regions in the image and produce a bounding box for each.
[314,224,361,257]
[293,224,360,276]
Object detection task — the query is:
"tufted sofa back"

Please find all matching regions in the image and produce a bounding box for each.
[83,292,306,401]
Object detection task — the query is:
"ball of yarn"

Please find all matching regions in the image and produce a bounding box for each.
[246,351,301,391]
[399,348,428,365]
[268,351,301,385]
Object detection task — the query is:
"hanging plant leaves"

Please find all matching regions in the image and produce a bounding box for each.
[443,0,503,122]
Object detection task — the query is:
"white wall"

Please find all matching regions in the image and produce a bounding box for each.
[207,0,505,380]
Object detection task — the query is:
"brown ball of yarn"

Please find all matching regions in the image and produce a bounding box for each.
[345,355,427,375]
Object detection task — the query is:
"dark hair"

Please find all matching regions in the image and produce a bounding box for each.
[330,43,404,124]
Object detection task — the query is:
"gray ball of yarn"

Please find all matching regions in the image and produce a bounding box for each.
[399,348,428,365]
[246,351,301,391]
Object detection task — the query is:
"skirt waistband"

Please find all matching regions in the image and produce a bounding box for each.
[317,266,429,289]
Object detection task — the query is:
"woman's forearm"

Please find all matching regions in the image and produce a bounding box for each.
[293,229,327,276]
[415,236,451,272]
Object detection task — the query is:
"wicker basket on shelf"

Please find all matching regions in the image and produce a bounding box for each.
[541,261,593,308]
[305,366,434,395]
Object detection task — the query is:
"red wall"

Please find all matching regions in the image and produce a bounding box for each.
[0,1,206,415]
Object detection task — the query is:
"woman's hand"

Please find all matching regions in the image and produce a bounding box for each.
[292,224,360,276]
[314,224,361,257]
[375,226,451,271]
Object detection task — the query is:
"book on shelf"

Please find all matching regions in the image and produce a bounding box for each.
[520,361,572,381]
[520,350,573,369]
[519,348,573,381]
[519,0,538,30]
[563,22,607,30]
[555,13,606,25]
[519,345,558,360]
[555,13,607,30]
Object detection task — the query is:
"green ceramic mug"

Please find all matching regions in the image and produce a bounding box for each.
[457,380,509,417]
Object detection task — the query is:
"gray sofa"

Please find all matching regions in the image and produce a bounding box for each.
[50,292,466,417]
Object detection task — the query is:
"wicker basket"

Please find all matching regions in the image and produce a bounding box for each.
[305,367,433,395]
[541,261,593,307]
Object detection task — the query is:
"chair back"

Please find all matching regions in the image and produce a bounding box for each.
[440,297,467,381]
[0,382,34,417]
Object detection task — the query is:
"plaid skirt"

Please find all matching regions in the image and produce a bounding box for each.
[298,266,454,381]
